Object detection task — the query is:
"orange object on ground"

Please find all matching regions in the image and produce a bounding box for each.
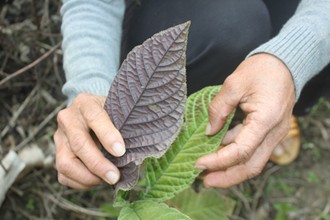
[270,116,301,165]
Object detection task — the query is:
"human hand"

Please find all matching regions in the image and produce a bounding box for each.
[196,53,295,188]
[54,94,125,189]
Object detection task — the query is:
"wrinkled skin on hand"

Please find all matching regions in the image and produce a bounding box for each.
[54,94,126,189]
[196,53,295,188]
[55,53,295,190]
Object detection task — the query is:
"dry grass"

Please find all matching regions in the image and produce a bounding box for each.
[0,1,115,219]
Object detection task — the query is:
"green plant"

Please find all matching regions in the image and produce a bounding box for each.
[26,196,35,211]
[101,22,235,219]
[273,202,297,220]
[306,171,320,184]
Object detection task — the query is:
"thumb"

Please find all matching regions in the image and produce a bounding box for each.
[206,77,243,135]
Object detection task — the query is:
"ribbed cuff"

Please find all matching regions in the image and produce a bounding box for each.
[248,25,319,101]
[62,73,112,106]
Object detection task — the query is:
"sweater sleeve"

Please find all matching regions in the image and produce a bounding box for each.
[60,0,125,105]
[248,0,330,101]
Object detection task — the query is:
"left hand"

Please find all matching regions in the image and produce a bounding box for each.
[195,53,296,188]
[54,94,125,189]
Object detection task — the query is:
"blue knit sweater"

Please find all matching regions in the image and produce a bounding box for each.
[61,0,330,104]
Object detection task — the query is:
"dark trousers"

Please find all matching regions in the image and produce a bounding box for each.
[121,0,330,116]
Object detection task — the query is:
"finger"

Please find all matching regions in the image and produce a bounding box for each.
[68,128,120,185]
[203,165,253,189]
[77,94,126,157]
[206,75,243,135]
[197,113,271,170]
[54,130,103,186]
[202,121,286,188]
[56,112,121,185]
[203,138,273,188]
[58,173,91,190]
[222,124,243,146]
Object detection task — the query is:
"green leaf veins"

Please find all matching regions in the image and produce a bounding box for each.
[141,86,235,201]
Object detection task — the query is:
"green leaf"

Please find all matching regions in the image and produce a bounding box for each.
[167,187,236,220]
[141,86,235,201]
[274,202,298,220]
[99,203,121,218]
[118,200,191,220]
[113,190,130,208]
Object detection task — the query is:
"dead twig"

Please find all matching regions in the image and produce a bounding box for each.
[1,85,38,138]
[33,190,112,218]
[310,118,329,140]
[251,165,281,211]
[16,207,51,220]
[230,186,252,212]
[36,41,63,56]
[31,0,40,30]
[0,54,9,75]
[0,42,61,87]
[14,101,66,151]
[9,186,24,197]
[52,51,63,86]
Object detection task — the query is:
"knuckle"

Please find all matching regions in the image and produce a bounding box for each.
[57,109,69,126]
[223,74,238,93]
[87,159,104,175]
[56,159,72,176]
[215,151,227,168]
[70,134,88,154]
[223,74,235,88]
[99,129,113,141]
[238,148,251,162]
[208,101,218,116]
[254,114,271,126]
[250,114,273,133]
[84,108,104,125]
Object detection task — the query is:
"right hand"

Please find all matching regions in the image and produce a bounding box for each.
[54,94,126,189]
[196,53,295,188]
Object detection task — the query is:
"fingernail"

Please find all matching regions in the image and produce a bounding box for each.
[105,171,119,185]
[205,123,212,135]
[112,142,126,156]
[195,164,207,170]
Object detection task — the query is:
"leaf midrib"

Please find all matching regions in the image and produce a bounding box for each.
[118,26,187,131]
[144,115,210,196]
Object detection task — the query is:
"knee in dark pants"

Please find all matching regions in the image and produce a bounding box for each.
[122,0,272,94]
[294,64,330,116]
[184,0,272,93]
